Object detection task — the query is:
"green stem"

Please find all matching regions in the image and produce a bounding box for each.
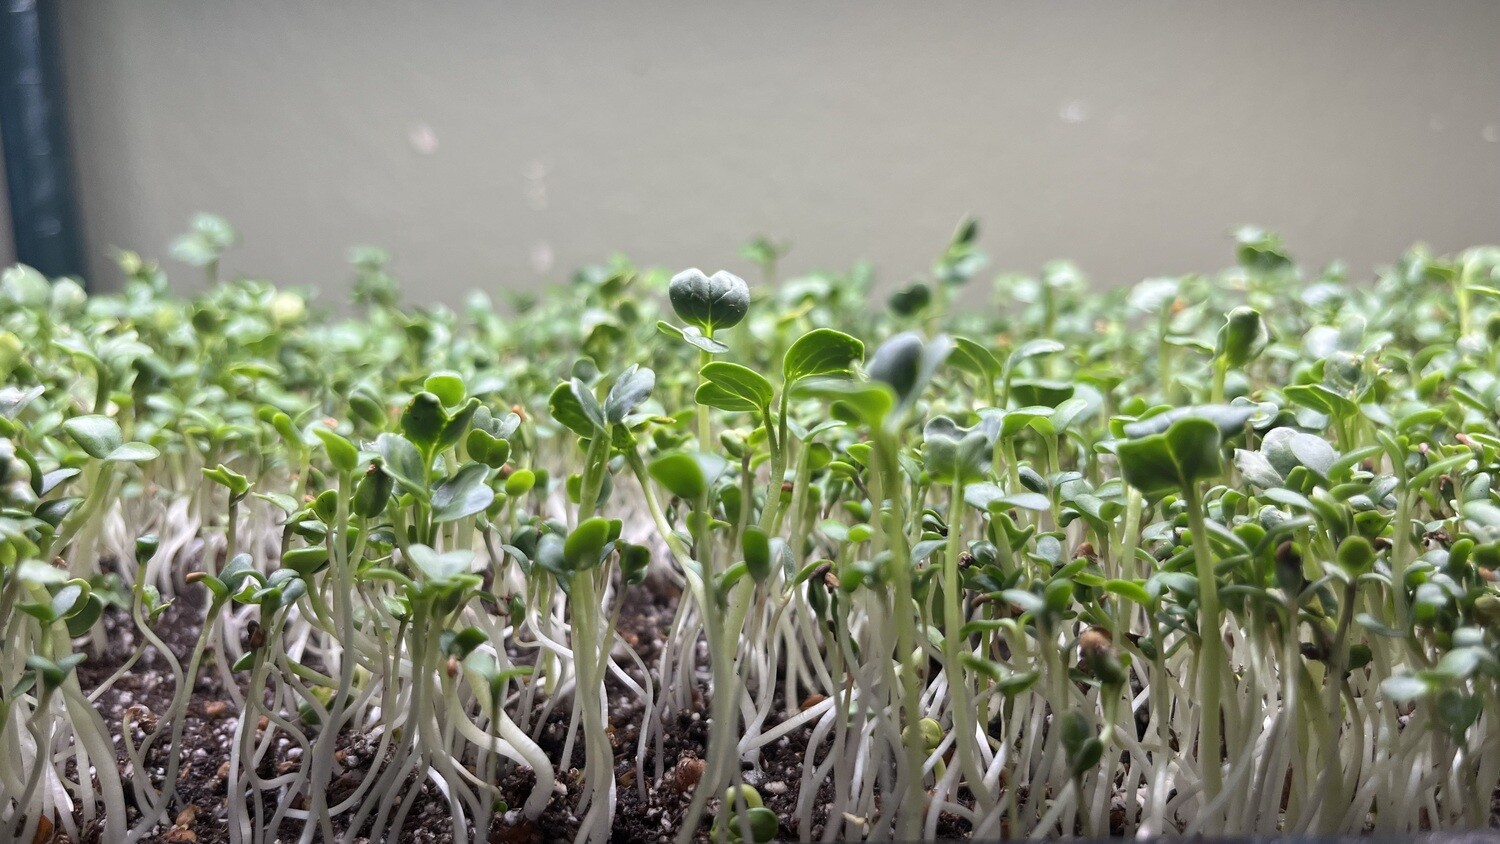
[697,340,714,448]
[570,569,614,843]
[942,476,991,814]
[1183,483,1226,808]
[873,428,925,838]
[1313,580,1357,834]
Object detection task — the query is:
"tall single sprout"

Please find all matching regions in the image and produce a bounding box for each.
[1116,405,1254,824]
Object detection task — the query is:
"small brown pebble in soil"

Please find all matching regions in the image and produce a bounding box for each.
[162,828,197,843]
[256,715,269,730]
[490,818,535,844]
[799,694,826,711]
[175,806,198,826]
[215,760,231,780]
[671,756,706,794]
[203,700,228,719]
[124,704,159,734]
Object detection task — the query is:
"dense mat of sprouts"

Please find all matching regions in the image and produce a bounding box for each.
[4,218,1500,842]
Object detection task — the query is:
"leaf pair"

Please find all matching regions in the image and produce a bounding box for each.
[797,331,944,427]
[1116,408,1251,496]
[400,391,479,456]
[466,405,520,469]
[648,451,728,501]
[551,366,657,437]
[695,328,864,417]
[62,415,159,463]
[868,331,953,414]
[668,268,750,333]
[922,416,993,485]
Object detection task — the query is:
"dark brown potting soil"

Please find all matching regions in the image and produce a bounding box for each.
[67,572,945,843]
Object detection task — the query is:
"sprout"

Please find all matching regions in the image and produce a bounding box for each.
[4,224,1500,841]
[668,268,750,334]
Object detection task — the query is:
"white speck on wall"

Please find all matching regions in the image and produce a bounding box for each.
[531,241,553,274]
[409,123,439,154]
[1060,100,1089,124]
[1484,124,1499,143]
[525,160,549,210]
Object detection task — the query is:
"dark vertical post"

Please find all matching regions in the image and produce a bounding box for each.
[0,0,85,282]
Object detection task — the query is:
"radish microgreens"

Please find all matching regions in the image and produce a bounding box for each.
[2,222,1500,841]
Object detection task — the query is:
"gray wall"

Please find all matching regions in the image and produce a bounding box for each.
[0,120,11,269]
[50,2,1500,303]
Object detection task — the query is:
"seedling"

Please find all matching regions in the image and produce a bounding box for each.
[1,221,1499,842]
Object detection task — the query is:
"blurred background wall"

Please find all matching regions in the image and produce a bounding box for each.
[26,1,1500,301]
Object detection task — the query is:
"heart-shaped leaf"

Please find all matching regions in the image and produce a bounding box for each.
[105,442,160,463]
[400,392,449,452]
[604,365,656,424]
[668,268,750,332]
[314,426,360,473]
[794,378,894,427]
[867,331,953,414]
[1165,417,1222,485]
[432,463,494,523]
[1004,339,1065,376]
[563,517,612,571]
[549,378,605,438]
[423,371,466,407]
[783,328,864,384]
[1234,448,1284,489]
[950,336,1001,382]
[1216,306,1270,367]
[923,416,992,485]
[407,544,473,582]
[964,482,1050,512]
[374,433,429,501]
[63,415,123,459]
[657,321,730,354]
[648,451,727,501]
[1117,415,1230,496]
[697,362,773,414]
[1121,405,1255,440]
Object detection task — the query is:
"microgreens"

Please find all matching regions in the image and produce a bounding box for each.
[2,218,1500,842]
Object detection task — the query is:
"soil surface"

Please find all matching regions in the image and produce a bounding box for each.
[65,567,923,843]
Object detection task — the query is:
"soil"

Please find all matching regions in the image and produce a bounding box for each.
[64,566,938,844]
